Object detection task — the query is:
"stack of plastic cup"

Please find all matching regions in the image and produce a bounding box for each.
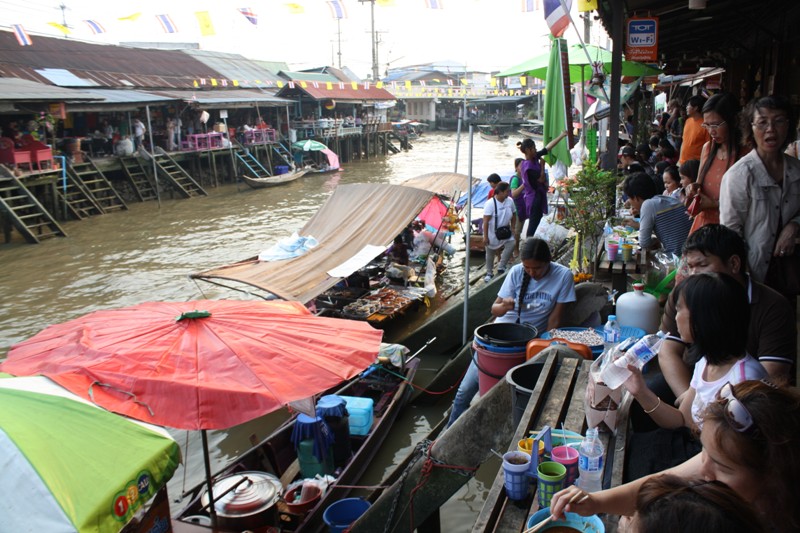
[621,243,633,262]
[536,461,566,508]
[606,241,619,261]
[502,451,532,501]
[550,445,579,486]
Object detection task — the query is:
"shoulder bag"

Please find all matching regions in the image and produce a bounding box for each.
[493,197,513,240]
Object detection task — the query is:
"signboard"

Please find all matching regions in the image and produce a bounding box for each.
[626,17,658,63]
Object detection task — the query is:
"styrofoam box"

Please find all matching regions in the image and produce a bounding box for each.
[340,395,374,436]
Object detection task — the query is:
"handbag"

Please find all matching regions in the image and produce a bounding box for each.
[493,197,513,240]
[686,194,702,218]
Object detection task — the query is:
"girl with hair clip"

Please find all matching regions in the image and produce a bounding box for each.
[551,380,800,532]
[517,138,548,238]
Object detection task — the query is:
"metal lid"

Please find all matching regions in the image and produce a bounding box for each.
[202,471,282,517]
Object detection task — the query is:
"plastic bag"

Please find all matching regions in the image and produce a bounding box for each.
[642,251,678,298]
[424,256,437,298]
[534,214,569,251]
[585,348,624,432]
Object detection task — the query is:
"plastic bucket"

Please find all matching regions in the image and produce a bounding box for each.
[473,323,537,395]
[323,498,371,533]
[276,165,289,175]
[505,361,545,427]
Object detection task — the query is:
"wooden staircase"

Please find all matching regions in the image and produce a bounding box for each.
[234,147,273,178]
[147,149,207,198]
[67,160,128,213]
[271,142,296,168]
[0,166,66,243]
[119,155,158,202]
[55,170,105,220]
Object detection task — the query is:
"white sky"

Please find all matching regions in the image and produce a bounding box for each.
[0,0,610,77]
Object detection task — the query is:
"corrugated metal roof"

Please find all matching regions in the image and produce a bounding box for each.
[252,60,290,75]
[277,84,395,102]
[0,77,104,102]
[470,95,532,105]
[181,50,282,87]
[65,89,180,112]
[279,71,339,83]
[148,89,292,109]
[0,30,213,89]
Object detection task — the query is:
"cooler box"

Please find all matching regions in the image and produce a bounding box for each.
[339,396,374,436]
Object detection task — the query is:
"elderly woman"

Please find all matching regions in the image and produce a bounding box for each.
[719,95,800,285]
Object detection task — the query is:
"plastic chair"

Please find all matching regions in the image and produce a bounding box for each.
[28,140,53,170]
[0,137,32,169]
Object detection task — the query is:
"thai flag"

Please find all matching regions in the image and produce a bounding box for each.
[425,0,443,8]
[522,0,541,11]
[83,20,106,34]
[327,0,347,19]
[238,8,258,26]
[12,24,32,46]
[156,14,178,33]
[544,0,571,37]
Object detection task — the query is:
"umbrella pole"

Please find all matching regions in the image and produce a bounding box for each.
[462,123,475,345]
[201,429,218,527]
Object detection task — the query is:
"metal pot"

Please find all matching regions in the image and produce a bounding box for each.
[200,471,283,531]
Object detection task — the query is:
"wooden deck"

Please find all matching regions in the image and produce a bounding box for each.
[472,351,633,533]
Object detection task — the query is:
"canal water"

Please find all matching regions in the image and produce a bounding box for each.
[0,130,525,528]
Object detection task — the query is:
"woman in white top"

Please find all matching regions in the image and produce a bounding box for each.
[622,272,767,431]
[482,181,516,281]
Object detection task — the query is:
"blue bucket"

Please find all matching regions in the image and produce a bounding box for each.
[276,165,289,175]
[323,498,371,533]
[527,508,605,532]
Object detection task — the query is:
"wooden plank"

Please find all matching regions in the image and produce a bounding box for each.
[563,359,591,434]
[472,354,560,533]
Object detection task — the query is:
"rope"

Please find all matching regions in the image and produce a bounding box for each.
[374,363,469,396]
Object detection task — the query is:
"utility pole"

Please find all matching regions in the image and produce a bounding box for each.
[358,0,380,81]
[337,18,343,68]
[58,2,71,38]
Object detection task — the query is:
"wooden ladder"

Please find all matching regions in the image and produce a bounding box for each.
[149,150,207,198]
[68,160,128,213]
[234,146,272,178]
[0,167,67,243]
[119,155,158,202]
[55,170,105,220]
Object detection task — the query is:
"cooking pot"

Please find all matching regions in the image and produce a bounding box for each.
[200,471,283,531]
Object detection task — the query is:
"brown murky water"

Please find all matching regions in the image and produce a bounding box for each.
[0,130,520,527]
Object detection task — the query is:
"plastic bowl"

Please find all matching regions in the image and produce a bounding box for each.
[527,508,605,532]
[540,327,604,356]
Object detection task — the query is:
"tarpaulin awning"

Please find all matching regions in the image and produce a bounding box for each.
[147,89,293,109]
[401,172,479,198]
[191,183,434,302]
[0,77,104,102]
[65,88,181,112]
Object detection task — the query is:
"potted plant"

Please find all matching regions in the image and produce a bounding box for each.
[559,160,617,274]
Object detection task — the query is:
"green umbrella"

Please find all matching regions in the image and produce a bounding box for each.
[292,139,329,151]
[497,43,661,81]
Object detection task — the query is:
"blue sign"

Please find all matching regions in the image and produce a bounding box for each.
[627,19,656,47]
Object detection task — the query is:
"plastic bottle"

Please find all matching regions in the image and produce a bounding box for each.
[577,427,604,492]
[616,283,660,334]
[602,315,622,346]
[600,331,668,390]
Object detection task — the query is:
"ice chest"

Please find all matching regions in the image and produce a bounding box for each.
[340,396,374,436]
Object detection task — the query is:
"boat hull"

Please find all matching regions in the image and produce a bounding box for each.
[241,169,309,188]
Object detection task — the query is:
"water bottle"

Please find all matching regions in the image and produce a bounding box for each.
[600,331,668,390]
[577,427,604,492]
[602,315,621,348]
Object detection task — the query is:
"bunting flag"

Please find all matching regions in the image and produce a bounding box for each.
[446,79,453,85]
[156,14,178,33]
[211,78,218,86]
[544,0,571,37]
[543,37,572,169]
[238,8,258,25]
[47,22,71,35]
[327,0,348,19]
[577,0,598,11]
[233,80,239,86]
[83,20,105,34]
[326,82,333,89]
[193,80,199,88]
[351,81,358,89]
[376,0,396,6]
[11,24,32,46]
[425,0,444,8]
[195,11,216,36]
[376,81,383,88]
[522,0,541,11]
[285,3,305,14]
[118,12,142,22]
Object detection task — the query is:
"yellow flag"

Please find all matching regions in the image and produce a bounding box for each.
[490,78,497,87]
[376,81,383,89]
[285,3,305,14]
[351,81,358,90]
[405,80,411,88]
[118,12,141,21]
[577,0,598,11]
[300,81,307,88]
[233,80,239,86]
[277,81,284,88]
[195,11,216,36]
[326,82,333,90]
[376,0,396,6]
[47,22,71,35]
[520,76,527,85]
[193,80,199,88]
[211,78,218,87]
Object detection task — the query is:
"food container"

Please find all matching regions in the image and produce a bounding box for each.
[200,471,283,531]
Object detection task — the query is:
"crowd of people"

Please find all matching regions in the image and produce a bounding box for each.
[457,91,799,532]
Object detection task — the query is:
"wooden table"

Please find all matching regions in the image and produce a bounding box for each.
[472,351,633,533]
[597,247,649,296]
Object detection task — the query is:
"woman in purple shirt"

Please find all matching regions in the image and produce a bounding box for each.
[517,138,549,236]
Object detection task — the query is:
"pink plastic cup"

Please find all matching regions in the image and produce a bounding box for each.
[550,445,579,486]
[606,243,619,261]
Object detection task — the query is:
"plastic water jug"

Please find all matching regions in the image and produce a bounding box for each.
[340,396,374,436]
[615,283,660,333]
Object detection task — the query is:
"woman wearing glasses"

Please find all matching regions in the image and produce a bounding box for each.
[685,92,743,234]
[720,95,800,285]
[551,380,800,532]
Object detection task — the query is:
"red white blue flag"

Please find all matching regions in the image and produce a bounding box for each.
[521,0,541,11]
[425,0,443,8]
[156,14,178,33]
[12,24,32,46]
[83,20,106,34]
[544,0,571,37]
[238,7,258,25]
[327,1,347,19]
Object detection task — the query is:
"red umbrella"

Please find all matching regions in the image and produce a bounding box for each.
[2,299,383,430]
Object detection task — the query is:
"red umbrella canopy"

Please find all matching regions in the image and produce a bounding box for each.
[2,300,383,430]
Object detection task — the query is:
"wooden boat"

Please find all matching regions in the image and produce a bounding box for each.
[174,357,420,532]
[478,125,509,141]
[241,168,309,189]
[517,120,544,140]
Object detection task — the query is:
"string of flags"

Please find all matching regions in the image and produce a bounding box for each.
[9,0,595,46]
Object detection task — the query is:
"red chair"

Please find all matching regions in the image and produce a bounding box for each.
[28,140,54,170]
[0,137,32,170]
